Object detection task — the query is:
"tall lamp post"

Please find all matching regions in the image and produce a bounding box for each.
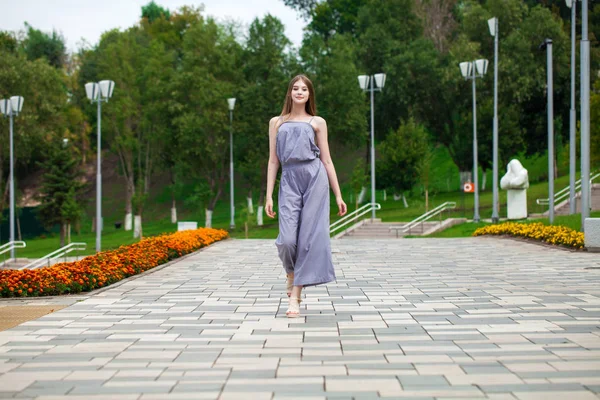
[459,59,488,223]
[358,73,386,222]
[566,0,578,214]
[0,96,24,259]
[85,80,115,252]
[581,0,591,228]
[540,39,555,224]
[227,98,236,230]
[488,17,500,223]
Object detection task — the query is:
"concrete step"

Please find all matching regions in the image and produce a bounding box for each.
[0,258,30,270]
[554,186,600,215]
[340,220,441,239]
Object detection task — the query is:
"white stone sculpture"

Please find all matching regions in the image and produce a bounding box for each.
[500,159,529,190]
[501,159,529,219]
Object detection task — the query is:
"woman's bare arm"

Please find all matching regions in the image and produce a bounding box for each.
[314,117,344,204]
[265,117,281,217]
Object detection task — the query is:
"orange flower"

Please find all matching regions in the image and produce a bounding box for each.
[0,228,228,298]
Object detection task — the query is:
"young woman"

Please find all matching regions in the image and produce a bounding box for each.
[265,74,347,318]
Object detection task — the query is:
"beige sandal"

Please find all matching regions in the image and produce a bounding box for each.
[286,273,294,297]
[286,297,301,318]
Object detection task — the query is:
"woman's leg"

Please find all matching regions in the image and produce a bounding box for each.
[286,272,294,297]
[291,285,303,299]
[275,171,302,277]
[287,285,303,318]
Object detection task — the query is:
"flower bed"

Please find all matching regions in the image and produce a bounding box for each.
[473,222,584,249]
[0,228,228,298]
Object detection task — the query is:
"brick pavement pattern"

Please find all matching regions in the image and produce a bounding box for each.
[1,237,600,400]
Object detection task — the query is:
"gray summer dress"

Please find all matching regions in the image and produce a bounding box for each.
[274,118,336,287]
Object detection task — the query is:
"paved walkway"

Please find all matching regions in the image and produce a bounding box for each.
[1,238,600,400]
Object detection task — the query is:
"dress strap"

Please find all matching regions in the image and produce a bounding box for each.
[308,116,315,124]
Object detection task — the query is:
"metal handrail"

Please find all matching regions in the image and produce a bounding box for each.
[330,202,381,235]
[0,241,26,257]
[20,242,87,270]
[390,201,457,236]
[537,172,600,206]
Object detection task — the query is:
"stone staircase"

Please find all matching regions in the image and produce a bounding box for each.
[340,219,441,239]
[553,184,600,216]
[0,258,30,270]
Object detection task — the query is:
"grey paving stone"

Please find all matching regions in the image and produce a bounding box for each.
[479,383,586,393]
[462,365,512,374]
[1,238,600,399]
[171,382,225,392]
[399,375,449,386]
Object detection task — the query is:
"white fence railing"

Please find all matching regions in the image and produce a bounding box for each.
[0,241,26,265]
[329,202,381,237]
[20,242,87,270]
[537,172,600,207]
[389,202,457,237]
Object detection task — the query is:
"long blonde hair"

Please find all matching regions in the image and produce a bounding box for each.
[280,74,317,117]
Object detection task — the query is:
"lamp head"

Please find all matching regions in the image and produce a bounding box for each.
[566,0,573,8]
[0,99,10,116]
[374,73,386,89]
[475,59,489,76]
[459,62,472,79]
[98,80,115,100]
[487,17,497,37]
[85,82,99,102]
[9,96,24,115]
[357,75,369,91]
[227,98,236,111]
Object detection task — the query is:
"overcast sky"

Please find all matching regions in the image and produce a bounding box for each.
[0,0,306,52]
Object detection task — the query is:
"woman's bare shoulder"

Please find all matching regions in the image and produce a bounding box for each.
[313,116,327,131]
[270,115,285,127]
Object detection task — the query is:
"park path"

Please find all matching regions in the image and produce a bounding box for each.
[1,237,600,399]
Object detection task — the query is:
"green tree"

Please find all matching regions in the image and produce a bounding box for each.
[141,1,171,23]
[141,6,204,223]
[0,51,68,220]
[172,17,244,227]
[376,118,428,195]
[37,139,85,247]
[0,31,17,54]
[301,33,368,150]
[236,15,292,224]
[79,26,175,232]
[282,0,319,20]
[20,23,67,69]
[310,0,367,39]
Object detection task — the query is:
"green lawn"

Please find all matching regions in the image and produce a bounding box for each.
[13,219,178,259]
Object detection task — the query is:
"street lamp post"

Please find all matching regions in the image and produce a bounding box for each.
[459,59,488,223]
[540,39,555,224]
[227,98,236,230]
[0,96,24,259]
[488,17,500,223]
[581,0,591,228]
[358,73,386,222]
[85,80,115,252]
[566,0,578,214]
